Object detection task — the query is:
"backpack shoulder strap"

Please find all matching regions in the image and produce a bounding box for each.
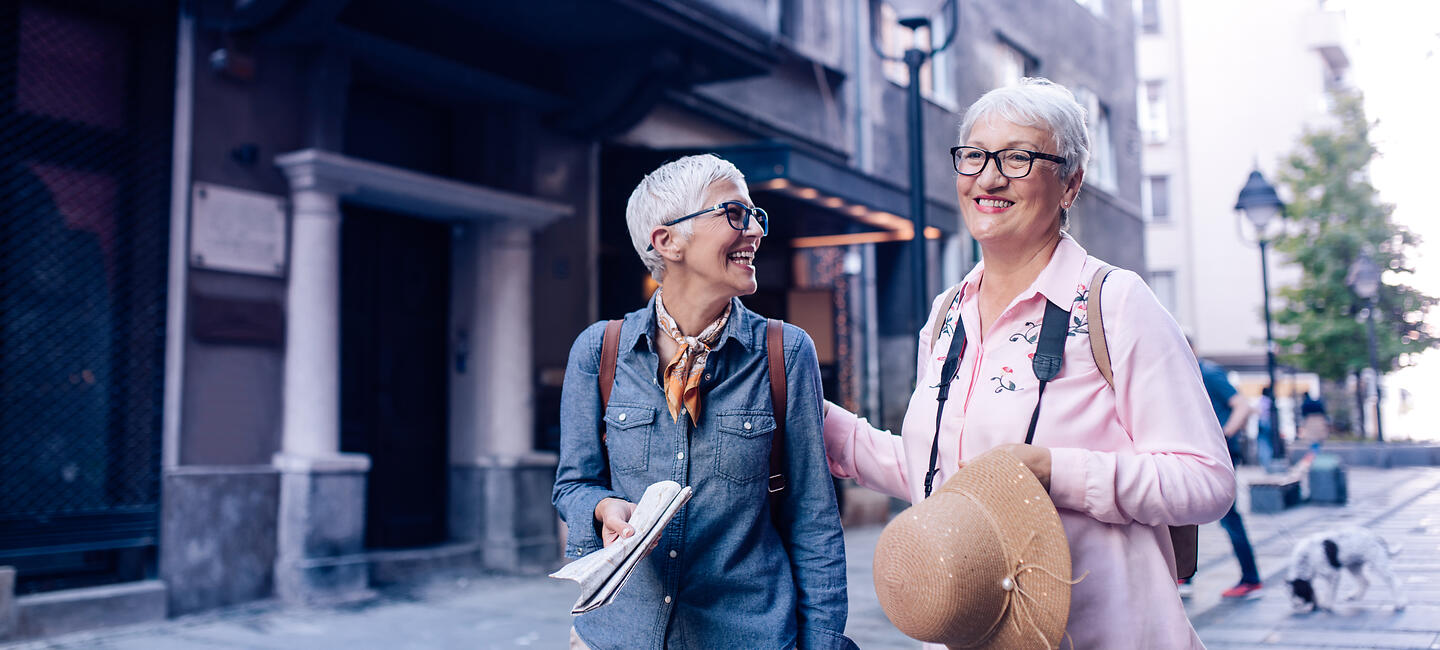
[599,319,623,412]
[766,319,787,496]
[1087,265,1119,389]
[1082,265,1199,579]
[928,285,963,355]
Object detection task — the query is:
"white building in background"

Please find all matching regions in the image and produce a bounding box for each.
[1136,0,1349,431]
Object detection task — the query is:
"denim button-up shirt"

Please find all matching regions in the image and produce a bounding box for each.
[553,296,852,650]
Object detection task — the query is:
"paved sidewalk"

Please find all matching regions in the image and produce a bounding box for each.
[6,466,1440,649]
[1187,466,1440,649]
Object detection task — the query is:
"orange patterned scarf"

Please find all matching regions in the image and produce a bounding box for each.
[654,290,731,425]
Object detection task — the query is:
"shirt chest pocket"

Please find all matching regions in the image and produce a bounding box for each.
[603,404,655,474]
[714,411,775,484]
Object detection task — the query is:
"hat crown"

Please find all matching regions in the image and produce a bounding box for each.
[874,494,1010,645]
[871,450,1073,650]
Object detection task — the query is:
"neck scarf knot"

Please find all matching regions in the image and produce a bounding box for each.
[654,290,731,425]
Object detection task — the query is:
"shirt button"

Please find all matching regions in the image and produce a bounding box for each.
[676,452,684,460]
[618,413,627,422]
[743,422,752,430]
[704,373,711,380]
[669,550,678,558]
[664,596,672,604]
[680,408,687,417]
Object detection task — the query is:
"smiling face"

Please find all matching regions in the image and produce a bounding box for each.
[660,179,764,300]
[956,117,1082,253]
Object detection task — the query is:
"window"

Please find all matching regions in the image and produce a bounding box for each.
[994,38,1037,89]
[1076,88,1118,192]
[1144,175,1171,222]
[1140,80,1168,143]
[876,4,958,107]
[781,0,842,68]
[1140,0,1160,33]
[1074,0,1106,18]
[1150,270,1178,317]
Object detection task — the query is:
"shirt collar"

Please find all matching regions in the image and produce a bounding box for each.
[624,294,756,352]
[1033,233,1091,307]
[953,233,1092,308]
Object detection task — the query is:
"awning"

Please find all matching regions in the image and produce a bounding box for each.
[704,142,960,248]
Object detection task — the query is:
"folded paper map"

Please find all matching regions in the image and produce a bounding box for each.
[550,481,693,615]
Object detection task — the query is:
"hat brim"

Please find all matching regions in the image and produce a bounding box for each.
[937,449,1072,650]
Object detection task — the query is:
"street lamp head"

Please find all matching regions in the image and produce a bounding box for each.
[885,0,946,23]
[1234,169,1285,233]
[870,0,958,58]
[1347,252,1382,301]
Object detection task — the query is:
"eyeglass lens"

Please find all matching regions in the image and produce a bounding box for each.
[723,202,768,235]
[953,147,1037,178]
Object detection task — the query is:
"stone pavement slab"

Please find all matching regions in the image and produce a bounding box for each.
[7,466,1440,650]
[1191,466,1440,649]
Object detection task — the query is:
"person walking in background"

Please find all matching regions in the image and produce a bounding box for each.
[1180,338,1263,599]
[1300,391,1330,447]
[1256,387,1276,471]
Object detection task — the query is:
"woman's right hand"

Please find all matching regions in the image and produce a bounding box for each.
[595,497,637,547]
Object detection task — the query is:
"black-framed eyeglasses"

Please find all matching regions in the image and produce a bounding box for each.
[950,146,1067,179]
[646,200,769,251]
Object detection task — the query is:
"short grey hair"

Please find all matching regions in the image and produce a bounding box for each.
[958,78,1090,225]
[626,154,747,281]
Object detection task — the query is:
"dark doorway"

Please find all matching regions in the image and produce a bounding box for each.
[340,205,450,549]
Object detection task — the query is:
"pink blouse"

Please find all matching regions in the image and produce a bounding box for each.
[825,235,1234,649]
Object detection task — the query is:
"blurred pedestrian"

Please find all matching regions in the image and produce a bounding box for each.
[1256,387,1275,470]
[1300,391,1330,446]
[552,155,854,649]
[820,78,1235,649]
[1184,339,1264,599]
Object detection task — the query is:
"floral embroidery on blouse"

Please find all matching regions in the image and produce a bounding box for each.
[1008,321,1041,344]
[955,280,1097,394]
[990,366,1020,393]
[934,290,965,362]
[1067,283,1090,337]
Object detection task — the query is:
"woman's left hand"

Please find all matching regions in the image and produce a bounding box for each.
[988,443,1052,492]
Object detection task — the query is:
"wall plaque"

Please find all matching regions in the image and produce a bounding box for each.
[190,182,287,277]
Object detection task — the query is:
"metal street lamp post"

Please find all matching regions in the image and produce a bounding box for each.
[1234,169,1286,460]
[870,0,958,332]
[1346,252,1384,442]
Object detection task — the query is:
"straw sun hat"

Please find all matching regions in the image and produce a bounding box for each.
[873,449,1078,649]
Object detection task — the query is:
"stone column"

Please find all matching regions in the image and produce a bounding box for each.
[273,155,373,604]
[282,187,342,459]
[0,566,15,640]
[448,222,557,573]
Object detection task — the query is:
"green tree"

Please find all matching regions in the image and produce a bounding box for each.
[1273,90,1438,390]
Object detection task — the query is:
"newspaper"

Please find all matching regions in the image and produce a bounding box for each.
[550,481,693,615]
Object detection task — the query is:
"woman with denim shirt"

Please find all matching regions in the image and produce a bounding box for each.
[553,154,854,650]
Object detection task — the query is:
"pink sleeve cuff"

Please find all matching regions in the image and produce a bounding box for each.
[1047,447,1091,513]
[822,404,860,479]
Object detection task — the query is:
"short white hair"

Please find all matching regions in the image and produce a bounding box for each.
[958,77,1090,183]
[626,154,747,281]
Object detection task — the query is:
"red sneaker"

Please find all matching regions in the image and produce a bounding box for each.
[1221,582,1262,598]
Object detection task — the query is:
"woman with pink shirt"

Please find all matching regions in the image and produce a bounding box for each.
[823,79,1235,648]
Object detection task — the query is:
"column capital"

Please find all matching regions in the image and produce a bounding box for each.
[274,148,572,227]
[273,452,371,474]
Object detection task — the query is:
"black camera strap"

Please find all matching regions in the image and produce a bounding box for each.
[923,298,1074,498]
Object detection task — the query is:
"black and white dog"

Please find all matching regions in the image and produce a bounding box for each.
[1287,527,1406,612]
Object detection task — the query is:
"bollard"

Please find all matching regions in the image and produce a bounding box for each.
[1308,454,1348,505]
